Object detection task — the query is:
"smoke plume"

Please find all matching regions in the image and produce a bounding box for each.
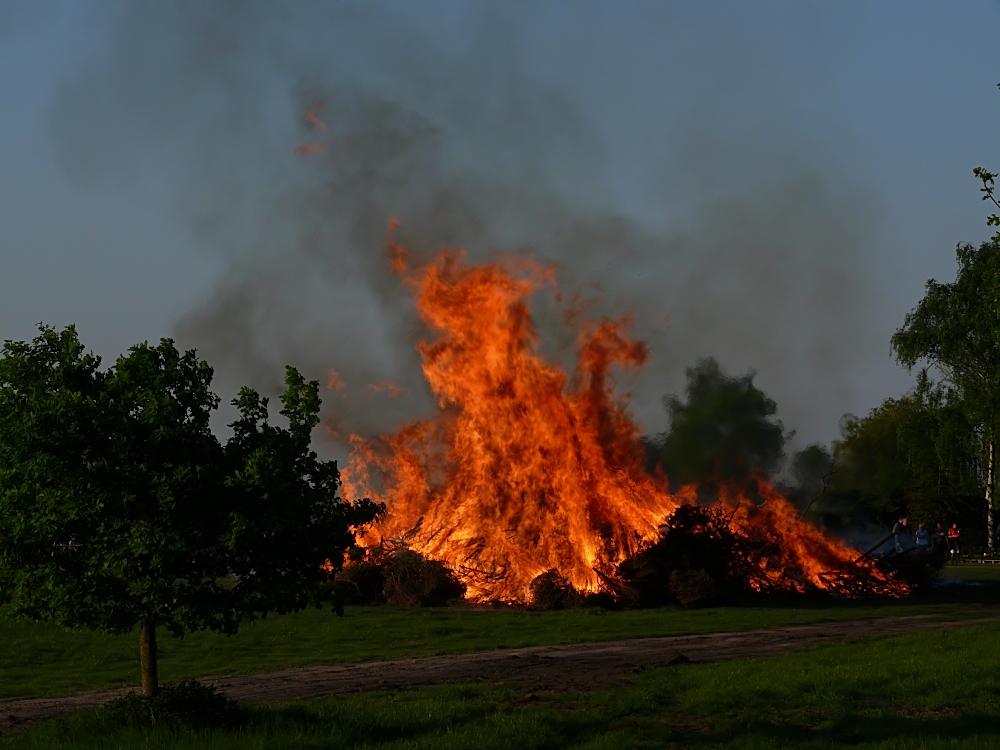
[44,2,888,455]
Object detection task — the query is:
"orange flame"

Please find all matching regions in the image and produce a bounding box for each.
[343,241,904,602]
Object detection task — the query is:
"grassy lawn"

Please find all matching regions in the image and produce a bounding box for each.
[6,619,1000,749]
[941,562,1000,581]
[1,575,998,701]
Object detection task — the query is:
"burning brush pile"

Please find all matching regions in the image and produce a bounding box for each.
[337,231,910,608]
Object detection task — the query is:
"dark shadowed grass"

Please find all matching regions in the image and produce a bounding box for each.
[0,565,996,701]
[5,620,1000,749]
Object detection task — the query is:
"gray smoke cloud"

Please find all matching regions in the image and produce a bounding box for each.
[44,1,889,456]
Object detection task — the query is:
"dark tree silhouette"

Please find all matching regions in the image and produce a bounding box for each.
[0,326,380,695]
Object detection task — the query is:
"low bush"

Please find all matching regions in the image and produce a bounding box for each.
[336,560,387,605]
[103,680,243,729]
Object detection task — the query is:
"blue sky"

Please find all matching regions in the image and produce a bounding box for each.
[1,1,998,451]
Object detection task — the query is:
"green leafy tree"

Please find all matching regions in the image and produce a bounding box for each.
[891,240,1000,552]
[658,357,789,488]
[831,372,982,532]
[0,326,380,695]
[221,368,382,619]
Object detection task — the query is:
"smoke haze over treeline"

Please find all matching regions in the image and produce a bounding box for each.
[2,1,999,457]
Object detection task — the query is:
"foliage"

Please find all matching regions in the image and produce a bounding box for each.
[0,326,381,692]
[222,368,383,618]
[103,680,243,730]
[889,114,1000,549]
[973,165,1000,243]
[657,357,789,488]
[788,444,835,498]
[0,327,232,637]
[820,202,1000,542]
[830,371,983,530]
[890,238,1000,550]
[335,555,388,605]
[891,242,1000,415]
[973,82,1000,244]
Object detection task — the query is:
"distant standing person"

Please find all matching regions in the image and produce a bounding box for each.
[915,523,930,549]
[947,523,961,562]
[932,523,947,552]
[893,516,911,553]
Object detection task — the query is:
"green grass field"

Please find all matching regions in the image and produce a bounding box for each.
[940,562,1000,581]
[2,581,998,701]
[3,566,999,747]
[5,618,1000,749]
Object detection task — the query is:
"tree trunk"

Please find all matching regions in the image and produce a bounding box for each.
[988,436,996,557]
[139,616,158,697]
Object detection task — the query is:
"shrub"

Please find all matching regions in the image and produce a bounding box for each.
[103,680,243,729]
[336,560,387,605]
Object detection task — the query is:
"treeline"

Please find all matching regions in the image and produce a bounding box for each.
[648,171,1000,552]
[646,358,986,545]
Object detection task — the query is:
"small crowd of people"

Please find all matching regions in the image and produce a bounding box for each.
[891,517,961,560]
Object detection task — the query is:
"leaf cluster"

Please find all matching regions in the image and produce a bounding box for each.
[891,241,1000,416]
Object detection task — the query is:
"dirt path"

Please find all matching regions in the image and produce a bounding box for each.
[3,614,997,735]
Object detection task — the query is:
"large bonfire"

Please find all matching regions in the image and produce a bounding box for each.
[342,230,906,603]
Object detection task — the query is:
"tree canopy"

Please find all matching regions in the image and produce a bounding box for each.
[891,240,1000,550]
[826,372,983,534]
[891,242,1000,405]
[658,357,788,488]
[0,326,381,695]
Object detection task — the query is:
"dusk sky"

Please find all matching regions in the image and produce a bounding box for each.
[1,1,999,456]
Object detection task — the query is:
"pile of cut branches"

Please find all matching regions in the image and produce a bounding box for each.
[335,543,465,607]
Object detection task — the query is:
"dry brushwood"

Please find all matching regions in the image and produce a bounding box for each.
[669,568,720,608]
[381,549,466,607]
[617,504,758,606]
[528,569,584,610]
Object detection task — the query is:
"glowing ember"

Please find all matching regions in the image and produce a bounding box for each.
[342,232,905,602]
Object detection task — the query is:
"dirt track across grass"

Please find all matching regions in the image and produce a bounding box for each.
[3,614,997,735]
